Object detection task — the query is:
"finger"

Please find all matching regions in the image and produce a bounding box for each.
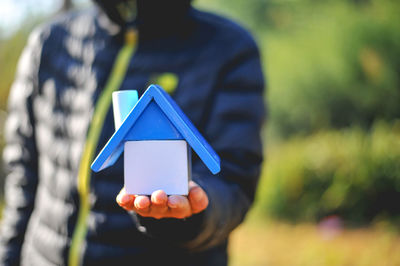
[116,187,126,205]
[149,190,168,218]
[116,188,135,210]
[151,190,168,206]
[134,195,151,212]
[188,184,209,214]
[189,180,198,190]
[168,195,189,209]
[168,195,191,219]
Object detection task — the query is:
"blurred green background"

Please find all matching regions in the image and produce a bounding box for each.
[1,0,399,265]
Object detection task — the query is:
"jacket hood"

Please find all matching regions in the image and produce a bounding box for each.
[94,0,193,36]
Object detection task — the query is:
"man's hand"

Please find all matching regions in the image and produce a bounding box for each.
[116,181,209,219]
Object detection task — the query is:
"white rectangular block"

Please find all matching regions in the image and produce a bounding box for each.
[124,140,190,195]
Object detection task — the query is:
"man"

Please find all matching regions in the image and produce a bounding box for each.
[0,0,265,265]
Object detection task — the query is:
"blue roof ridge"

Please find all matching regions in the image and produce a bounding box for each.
[91,85,221,174]
[150,85,220,173]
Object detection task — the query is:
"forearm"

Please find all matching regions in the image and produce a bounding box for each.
[184,173,252,250]
[133,155,259,251]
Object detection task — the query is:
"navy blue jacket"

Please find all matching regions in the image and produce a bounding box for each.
[0,3,265,266]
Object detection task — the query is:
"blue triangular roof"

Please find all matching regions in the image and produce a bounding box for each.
[91,85,221,174]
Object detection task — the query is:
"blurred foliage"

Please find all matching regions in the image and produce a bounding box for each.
[265,0,400,138]
[199,0,400,224]
[0,30,28,110]
[200,0,400,137]
[256,121,400,224]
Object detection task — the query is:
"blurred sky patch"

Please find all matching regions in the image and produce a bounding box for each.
[0,0,88,38]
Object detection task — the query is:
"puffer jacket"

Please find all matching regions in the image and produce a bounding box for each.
[0,2,265,266]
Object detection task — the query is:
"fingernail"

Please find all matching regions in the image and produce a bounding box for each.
[152,190,166,204]
[121,194,131,205]
[135,199,145,209]
[192,190,202,203]
[169,197,179,208]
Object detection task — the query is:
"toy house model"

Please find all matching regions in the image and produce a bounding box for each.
[91,85,220,195]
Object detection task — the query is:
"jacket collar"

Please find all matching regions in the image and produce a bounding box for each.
[94,0,193,39]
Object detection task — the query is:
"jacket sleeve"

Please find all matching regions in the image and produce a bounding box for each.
[135,34,265,251]
[0,29,42,266]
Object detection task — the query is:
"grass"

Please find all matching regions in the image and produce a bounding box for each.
[229,212,400,266]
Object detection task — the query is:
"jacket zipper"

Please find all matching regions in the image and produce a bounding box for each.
[68,29,137,266]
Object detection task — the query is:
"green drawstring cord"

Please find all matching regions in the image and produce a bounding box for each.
[68,29,137,266]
